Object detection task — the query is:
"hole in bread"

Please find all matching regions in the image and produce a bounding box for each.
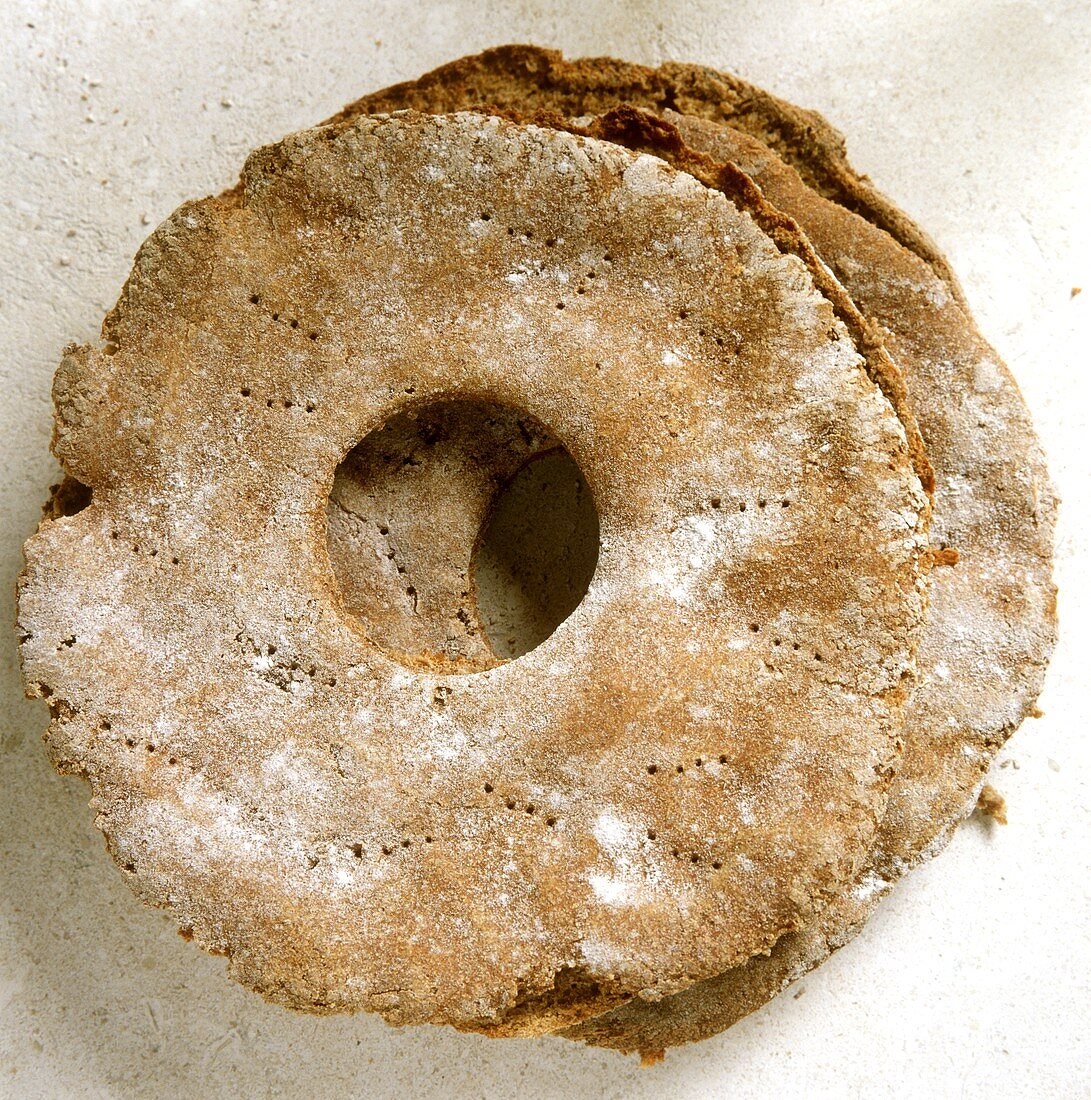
[326,399,600,672]
[472,449,599,661]
[49,477,92,518]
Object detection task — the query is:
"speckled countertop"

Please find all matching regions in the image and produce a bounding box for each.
[1,3,1088,1097]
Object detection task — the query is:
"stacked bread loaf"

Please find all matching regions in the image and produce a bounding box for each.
[17,47,1055,1061]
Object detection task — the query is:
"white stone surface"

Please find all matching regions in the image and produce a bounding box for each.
[1,2,1088,1097]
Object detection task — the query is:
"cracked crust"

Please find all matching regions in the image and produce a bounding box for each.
[17,112,928,1031]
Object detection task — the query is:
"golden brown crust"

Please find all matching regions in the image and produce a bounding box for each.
[534,106,932,496]
[17,112,928,1030]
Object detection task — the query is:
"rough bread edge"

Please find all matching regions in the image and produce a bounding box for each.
[531,106,933,497]
[326,44,967,305]
[555,768,1014,1057]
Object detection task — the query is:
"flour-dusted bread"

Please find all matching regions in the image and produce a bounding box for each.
[18,111,928,1033]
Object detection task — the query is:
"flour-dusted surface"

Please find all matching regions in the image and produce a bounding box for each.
[564,103,1059,1050]
[17,112,928,1030]
[1,3,1088,1098]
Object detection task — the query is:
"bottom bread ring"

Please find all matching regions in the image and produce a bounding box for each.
[336,48,1057,1051]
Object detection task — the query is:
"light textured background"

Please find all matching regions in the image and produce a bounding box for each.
[2,2,1089,1097]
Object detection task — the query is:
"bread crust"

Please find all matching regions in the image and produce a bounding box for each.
[18,112,928,1032]
[329,44,967,303]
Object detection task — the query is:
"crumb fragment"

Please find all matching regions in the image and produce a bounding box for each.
[975,784,1007,825]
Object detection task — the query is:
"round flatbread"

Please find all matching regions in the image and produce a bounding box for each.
[17,111,928,1032]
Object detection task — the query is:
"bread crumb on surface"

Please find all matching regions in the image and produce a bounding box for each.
[975,783,1008,825]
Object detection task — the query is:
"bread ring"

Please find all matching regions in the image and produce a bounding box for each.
[336,48,1054,1050]
[570,106,1058,1056]
[18,112,928,1030]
